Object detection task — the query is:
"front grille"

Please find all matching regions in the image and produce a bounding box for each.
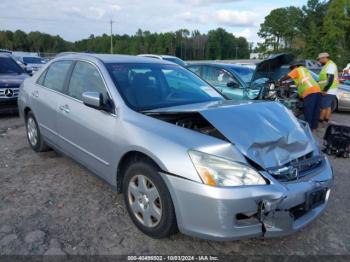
[0,87,19,99]
[268,153,324,182]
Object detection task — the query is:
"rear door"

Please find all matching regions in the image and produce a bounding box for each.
[56,60,117,179]
[31,60,73,144]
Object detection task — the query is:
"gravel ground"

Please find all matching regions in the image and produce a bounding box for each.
[0,112,350,256]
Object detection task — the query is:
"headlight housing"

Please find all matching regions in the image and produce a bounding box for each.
[189,150,267,187]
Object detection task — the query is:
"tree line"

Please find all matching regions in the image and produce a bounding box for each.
[257,0,350,67]
[0,28,251,60]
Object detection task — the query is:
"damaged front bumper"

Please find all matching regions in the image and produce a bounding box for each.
[161,157,333,241]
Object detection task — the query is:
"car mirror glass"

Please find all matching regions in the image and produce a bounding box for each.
[227,81,239,88]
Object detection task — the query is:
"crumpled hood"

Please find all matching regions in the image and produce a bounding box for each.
[148,100,314,169]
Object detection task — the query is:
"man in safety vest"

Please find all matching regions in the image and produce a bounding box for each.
[280,62,321,131]
[317,52,338,125]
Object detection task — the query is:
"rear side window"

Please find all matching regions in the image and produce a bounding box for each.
[43,61,72,92]
[67,61,107,101]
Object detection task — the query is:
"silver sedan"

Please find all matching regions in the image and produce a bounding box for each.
[18,54,333,241]
[333,83,350,111]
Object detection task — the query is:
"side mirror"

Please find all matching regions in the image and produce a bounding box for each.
[227,81,239,88]
[82,91,103,109]
[25,68,33,76]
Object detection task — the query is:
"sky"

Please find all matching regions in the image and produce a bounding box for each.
[0,0,307,43]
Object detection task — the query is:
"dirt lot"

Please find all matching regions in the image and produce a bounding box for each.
[0,113,350,256]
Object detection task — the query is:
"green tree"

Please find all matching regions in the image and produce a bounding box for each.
[322,0,350,66]
[258,7,303,53]
[300,0,329,59]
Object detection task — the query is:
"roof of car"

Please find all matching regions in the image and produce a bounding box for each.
[188,62,253,70]
[138,54,179,59]
[57,53,175,65]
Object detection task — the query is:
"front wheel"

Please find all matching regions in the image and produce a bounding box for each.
[123,160,177,238]
[26,111,49,152]
[331,98,338,113]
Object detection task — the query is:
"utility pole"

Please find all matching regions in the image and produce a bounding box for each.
[110,19,114,54]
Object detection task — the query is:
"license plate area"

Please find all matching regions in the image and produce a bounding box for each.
[305,188,327,211]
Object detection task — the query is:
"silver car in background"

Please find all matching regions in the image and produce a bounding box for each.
[138,54,187,67]
[333,83,350,111]
[18,54,333,241]
[13,52,46,74]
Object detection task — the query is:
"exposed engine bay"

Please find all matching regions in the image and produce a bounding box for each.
[257,80,304,117]
[146,112,227,141]
[249,53,304,117]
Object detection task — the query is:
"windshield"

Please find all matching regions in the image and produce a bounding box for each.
[106,63,223,111]
[163,57,186,67]
[0,57,24,74]
[22,57,44,64]
[229,66,254,84]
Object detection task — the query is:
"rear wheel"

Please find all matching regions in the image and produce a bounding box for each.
[123,160,177,238]
[26,111,49,152]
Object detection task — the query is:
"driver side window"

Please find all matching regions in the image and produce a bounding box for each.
[202,66,238,88]
[68,61,108,101]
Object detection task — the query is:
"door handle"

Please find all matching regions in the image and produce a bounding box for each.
[59,104,70,113]
[32,90,39,98]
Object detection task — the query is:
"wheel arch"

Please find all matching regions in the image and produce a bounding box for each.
[116,150,165,193]
[24,106,32,118]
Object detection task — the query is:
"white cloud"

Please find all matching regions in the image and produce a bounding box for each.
[88,7,106,19]
[110,4,122,12]
[0,0,306,43]
[214,9,258,27]
[178,0,244,6]
[178,9,259,27]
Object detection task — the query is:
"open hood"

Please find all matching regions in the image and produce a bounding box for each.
[147,100,314,169]
[250,53,294,84]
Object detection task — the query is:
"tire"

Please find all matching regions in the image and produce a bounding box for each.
[25,111,49,152]
[123,160,177,238]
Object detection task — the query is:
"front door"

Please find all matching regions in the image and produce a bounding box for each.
[202,65,245,100]
[56,61,117,180]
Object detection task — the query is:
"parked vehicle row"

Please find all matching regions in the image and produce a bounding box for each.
[0,54,29,113]
[17,53,333,241]
[12,51,46,74]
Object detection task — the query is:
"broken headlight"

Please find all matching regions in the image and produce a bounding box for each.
[189,150,267,187]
